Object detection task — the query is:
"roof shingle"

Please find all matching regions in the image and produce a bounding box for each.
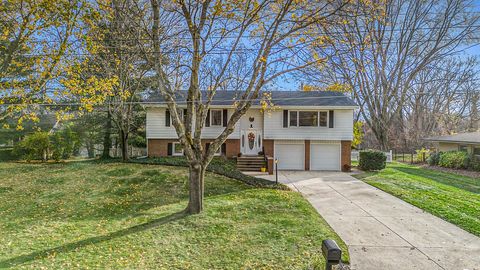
[144,90,357,107]
[425,132,480,144]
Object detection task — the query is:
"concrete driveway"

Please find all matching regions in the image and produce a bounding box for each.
[258,171,480,270]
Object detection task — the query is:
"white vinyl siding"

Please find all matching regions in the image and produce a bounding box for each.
[274,140,305,170]
[265,109,354,140]
[310,142,341,171]
[146,108,241,139]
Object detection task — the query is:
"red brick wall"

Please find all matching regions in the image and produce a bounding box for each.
[263,139,274,156]
[148,139,176,157]
[148,138,240,158]
[225,139,240,158]
[341,140,352,172]
[305,140,310,170]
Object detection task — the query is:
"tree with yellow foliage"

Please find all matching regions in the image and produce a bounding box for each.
[61,0,153,162]
[0,0,87,129]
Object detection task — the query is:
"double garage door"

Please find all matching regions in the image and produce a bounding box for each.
[274,141,341,171]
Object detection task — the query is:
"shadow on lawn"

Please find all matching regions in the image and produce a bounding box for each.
[0,211,187,268]
[392,165,480,194]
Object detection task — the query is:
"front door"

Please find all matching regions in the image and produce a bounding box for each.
[241,129,262,155]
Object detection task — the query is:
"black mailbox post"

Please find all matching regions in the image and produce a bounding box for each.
[322,239,342,270]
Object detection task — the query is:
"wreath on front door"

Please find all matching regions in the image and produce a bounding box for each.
[248,132,255,150]
[248,132,255,142]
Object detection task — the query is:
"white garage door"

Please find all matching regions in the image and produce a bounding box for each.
[275,142,304,170]
[310,143,341,171]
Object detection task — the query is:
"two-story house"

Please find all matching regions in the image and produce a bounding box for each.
[144,91,357,172]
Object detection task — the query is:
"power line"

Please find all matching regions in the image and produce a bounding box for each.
[12,23,480,49]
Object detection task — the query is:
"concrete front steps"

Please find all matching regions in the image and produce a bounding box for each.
[236,155,266,172]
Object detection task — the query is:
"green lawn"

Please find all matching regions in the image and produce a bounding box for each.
[354,162,480,236]
[0,161,348,269]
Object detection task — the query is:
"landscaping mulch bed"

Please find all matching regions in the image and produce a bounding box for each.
[421,165,480,179]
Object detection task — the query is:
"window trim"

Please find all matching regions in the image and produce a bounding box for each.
[213,146,222,156]
[288,110,329,128]
[210,109,223,127]
[172,142,184,156]
[319,111,328,127]
[168,109,184,125]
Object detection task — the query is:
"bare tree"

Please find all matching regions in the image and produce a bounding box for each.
[145,0,346,213]
[313,0,480,150]
[402,57,479,149]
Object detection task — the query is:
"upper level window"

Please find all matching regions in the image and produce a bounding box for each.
[299,111,318,126]
[211,109,222,126]
[289,110,328,127]
[319,111,328,127]
[289,111,298,126]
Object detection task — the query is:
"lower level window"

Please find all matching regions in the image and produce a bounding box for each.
[173,142,183,156]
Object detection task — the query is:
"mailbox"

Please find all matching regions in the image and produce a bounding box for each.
[322,239,341,270]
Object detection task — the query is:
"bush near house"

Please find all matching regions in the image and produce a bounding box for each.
[428,151,480,172]
[438,151,470,169]
[13,129,80,162]
[469,157,480,171]
[427,151,442,166]
[13,131,50,161]
[358,150,387,171]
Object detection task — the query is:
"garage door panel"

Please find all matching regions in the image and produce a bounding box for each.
[275,144,304,170]
[310,144,340,171]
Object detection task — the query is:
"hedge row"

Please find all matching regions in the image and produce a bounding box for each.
[358,150,387,171]
[428,151,480,171]
[131,157,289,190]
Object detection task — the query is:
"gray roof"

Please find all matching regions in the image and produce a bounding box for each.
[144,90,357,107]
[425,132,480,144]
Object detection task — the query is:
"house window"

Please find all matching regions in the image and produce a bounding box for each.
[288,110,327,127]
[211,109,222,126]
[169,109,185,124]
[299,111,318,126]
[173,142,183,156]
[214,146,222,156]
[319,111,328,127]
[474,147,480,160]
[289,111,298,126]
[459,145,468,152]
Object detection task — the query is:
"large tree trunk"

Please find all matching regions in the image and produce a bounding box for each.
[86,141,95,158]
[102,111,112,159]
[186,162,205,214]
[120,129,129,162]
[372,126,389,151]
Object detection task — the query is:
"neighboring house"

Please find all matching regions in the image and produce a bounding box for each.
[144,91,357,172]
[426,132,480,158]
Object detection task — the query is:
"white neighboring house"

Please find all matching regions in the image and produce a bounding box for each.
[144,91,358,173]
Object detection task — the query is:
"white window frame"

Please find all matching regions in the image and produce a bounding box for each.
[318,111,329,127]
[210,109,223,127]
[172,142,184,156]
[169,109,184,124]
[214,145,222,156]
[288,110,328,128]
